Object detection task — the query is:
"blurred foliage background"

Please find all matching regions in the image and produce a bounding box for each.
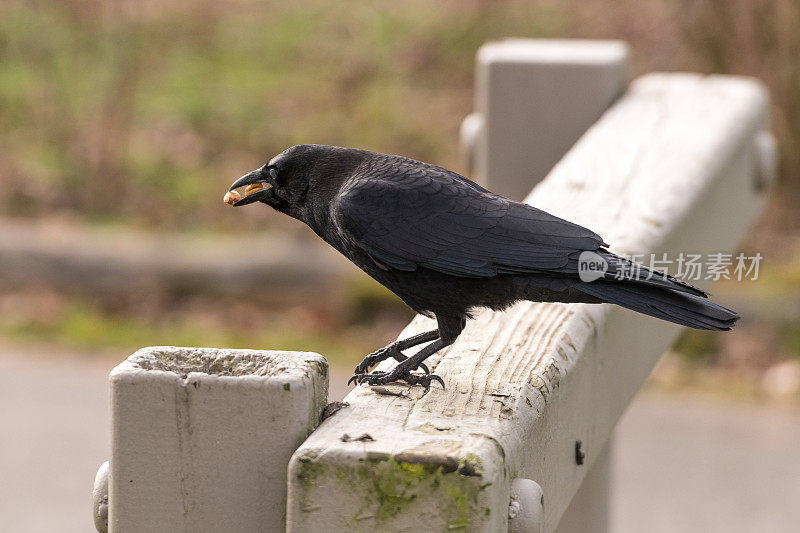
[1,0,798,395]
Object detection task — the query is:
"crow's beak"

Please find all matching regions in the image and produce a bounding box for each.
[228,168,269,191]
[227,168,273,206]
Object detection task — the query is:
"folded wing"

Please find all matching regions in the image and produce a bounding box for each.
[333,154,705,297]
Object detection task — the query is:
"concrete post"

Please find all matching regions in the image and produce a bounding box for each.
[108,346,327,532]
[462,39,629,200]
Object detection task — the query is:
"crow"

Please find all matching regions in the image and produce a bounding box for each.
[227,144,738,388]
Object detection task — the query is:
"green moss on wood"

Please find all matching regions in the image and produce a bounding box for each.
[299,452,485,528]
[294,442,496,528]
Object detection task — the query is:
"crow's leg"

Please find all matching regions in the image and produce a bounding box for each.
[348,330,439,386]
[356,315,466,388]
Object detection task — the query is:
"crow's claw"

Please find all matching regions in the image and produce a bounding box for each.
[357,371,388,385]
[404,372,445,388]
[355,369,445,389]
[353,359,429,379]
[347,374,364,387]
[427,374,445,388]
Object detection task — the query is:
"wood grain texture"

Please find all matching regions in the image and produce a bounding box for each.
[287,73,769,533]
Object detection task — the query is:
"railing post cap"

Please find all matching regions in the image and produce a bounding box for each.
[477,38,629,66]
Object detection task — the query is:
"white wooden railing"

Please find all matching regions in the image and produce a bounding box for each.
[93,40,774,533]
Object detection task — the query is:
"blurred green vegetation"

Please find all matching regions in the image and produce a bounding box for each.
[0,0,567,228]
[672,329,720,364]
[0,289,408,367]
[2,0,799,230]
[781,323,800,359]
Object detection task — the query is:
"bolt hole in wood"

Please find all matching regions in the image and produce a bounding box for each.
[575,440,585,465]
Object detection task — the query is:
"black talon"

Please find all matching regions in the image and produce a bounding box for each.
[358,371,387,385]
[429,375,445,388]
[402,372,445,389]
[353,365,445,389]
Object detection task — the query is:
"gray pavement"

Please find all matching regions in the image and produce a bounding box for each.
[611,392,800,533]
[1,346,799,532]
[0,345,114,533]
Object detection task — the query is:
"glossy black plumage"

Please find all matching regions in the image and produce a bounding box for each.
[228,144,738,386]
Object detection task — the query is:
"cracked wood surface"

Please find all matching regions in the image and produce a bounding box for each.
[287,73,769,532]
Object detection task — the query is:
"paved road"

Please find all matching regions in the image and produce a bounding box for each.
[2,346,799,532]
[611,392,800,533]
[0,346,114,533]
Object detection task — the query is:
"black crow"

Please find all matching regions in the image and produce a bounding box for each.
[227,144,738,387]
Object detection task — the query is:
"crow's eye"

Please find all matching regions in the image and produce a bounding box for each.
[269,168,278,181]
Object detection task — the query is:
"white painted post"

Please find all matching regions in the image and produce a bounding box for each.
[461,39,629,200]
[286,72,772,532]
[107,346,327,532]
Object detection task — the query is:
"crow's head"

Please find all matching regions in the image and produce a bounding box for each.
[227,144,364,220]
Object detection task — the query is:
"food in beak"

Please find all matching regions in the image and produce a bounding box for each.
[223,190,241,205]
[244,183,264,195]
[223,183,266,206]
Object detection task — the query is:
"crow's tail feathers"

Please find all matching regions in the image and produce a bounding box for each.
[576,280,739,331]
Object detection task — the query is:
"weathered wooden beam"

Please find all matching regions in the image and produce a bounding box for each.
[107,347,327,532]
[286,73,771,532]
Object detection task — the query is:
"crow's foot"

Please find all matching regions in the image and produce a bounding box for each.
[354,369,444,389]
[348,363,430,386]
[349,345,430,386]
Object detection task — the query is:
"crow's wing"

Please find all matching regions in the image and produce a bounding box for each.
[332,155,607,278]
